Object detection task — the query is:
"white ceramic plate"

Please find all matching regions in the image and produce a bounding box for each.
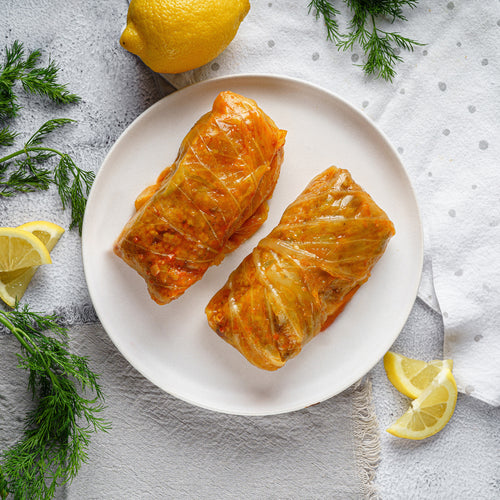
[82,74,423,416]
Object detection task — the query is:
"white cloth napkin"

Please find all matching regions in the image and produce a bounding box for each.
[164,1,500,405]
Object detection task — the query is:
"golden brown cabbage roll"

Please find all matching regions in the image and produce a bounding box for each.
[114,91,286,304]
[205,166,396,371]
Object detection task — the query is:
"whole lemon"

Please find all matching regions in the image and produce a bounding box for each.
[120,0,250,74]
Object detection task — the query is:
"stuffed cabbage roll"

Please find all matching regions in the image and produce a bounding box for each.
[114,91,286,304]
[205,166,395,371]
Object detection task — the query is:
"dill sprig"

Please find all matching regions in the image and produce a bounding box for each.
[0,127,17,147]
[308,0,342,43]
[0,118,95,234]
[0,40,80,120]
[308,0,423,81]
[0,304,110,500]
[0,41,92,233]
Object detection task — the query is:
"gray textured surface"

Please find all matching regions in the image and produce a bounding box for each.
[1,1,499,499]
[0,324,379,500]
[372,299,500,499]
[0,0,169,314]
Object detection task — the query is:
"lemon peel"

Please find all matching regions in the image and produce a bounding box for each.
[0,227,51,272]
[387,368,457,440]
[17,221,65,249]
[120,0,250,74]
[0,222,64,307]
[384,351,453,399]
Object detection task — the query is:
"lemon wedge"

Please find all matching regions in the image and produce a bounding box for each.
[384,351,454,399]
[387,368,457,440]
[17,221,65,250]
[0,227,52,272]
[0,222,64,307]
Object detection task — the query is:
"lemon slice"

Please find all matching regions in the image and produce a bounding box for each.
[0,222,64,307]
[387,368,457,440]
[0,227,52,272]
[17,221,65,251]
[384,351,453,399]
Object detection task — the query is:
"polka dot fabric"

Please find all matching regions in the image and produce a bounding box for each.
[163,1,500,406]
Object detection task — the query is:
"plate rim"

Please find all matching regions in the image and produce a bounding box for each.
[82,73,424,416]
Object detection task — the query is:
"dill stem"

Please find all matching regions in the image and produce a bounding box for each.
[0,146,62,164]
[0,313,60,388]
[0,314,34,355]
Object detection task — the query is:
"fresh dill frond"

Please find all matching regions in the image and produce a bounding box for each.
[308,0,342,43]
[0,119,95,233]
[25,117,75,146]
[0,126,17,147]
[308,0,424,81]
[0,40,80,120]
[54,153,95,232]
[0,304,110,500]
[0,162,52,196]
[0,42,90,232]
[0,468,8,500]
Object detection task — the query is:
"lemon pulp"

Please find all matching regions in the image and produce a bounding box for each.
[384,351,453,399]
[387,368,458,440]
[0,222,64,307]
[0,227,52,272]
